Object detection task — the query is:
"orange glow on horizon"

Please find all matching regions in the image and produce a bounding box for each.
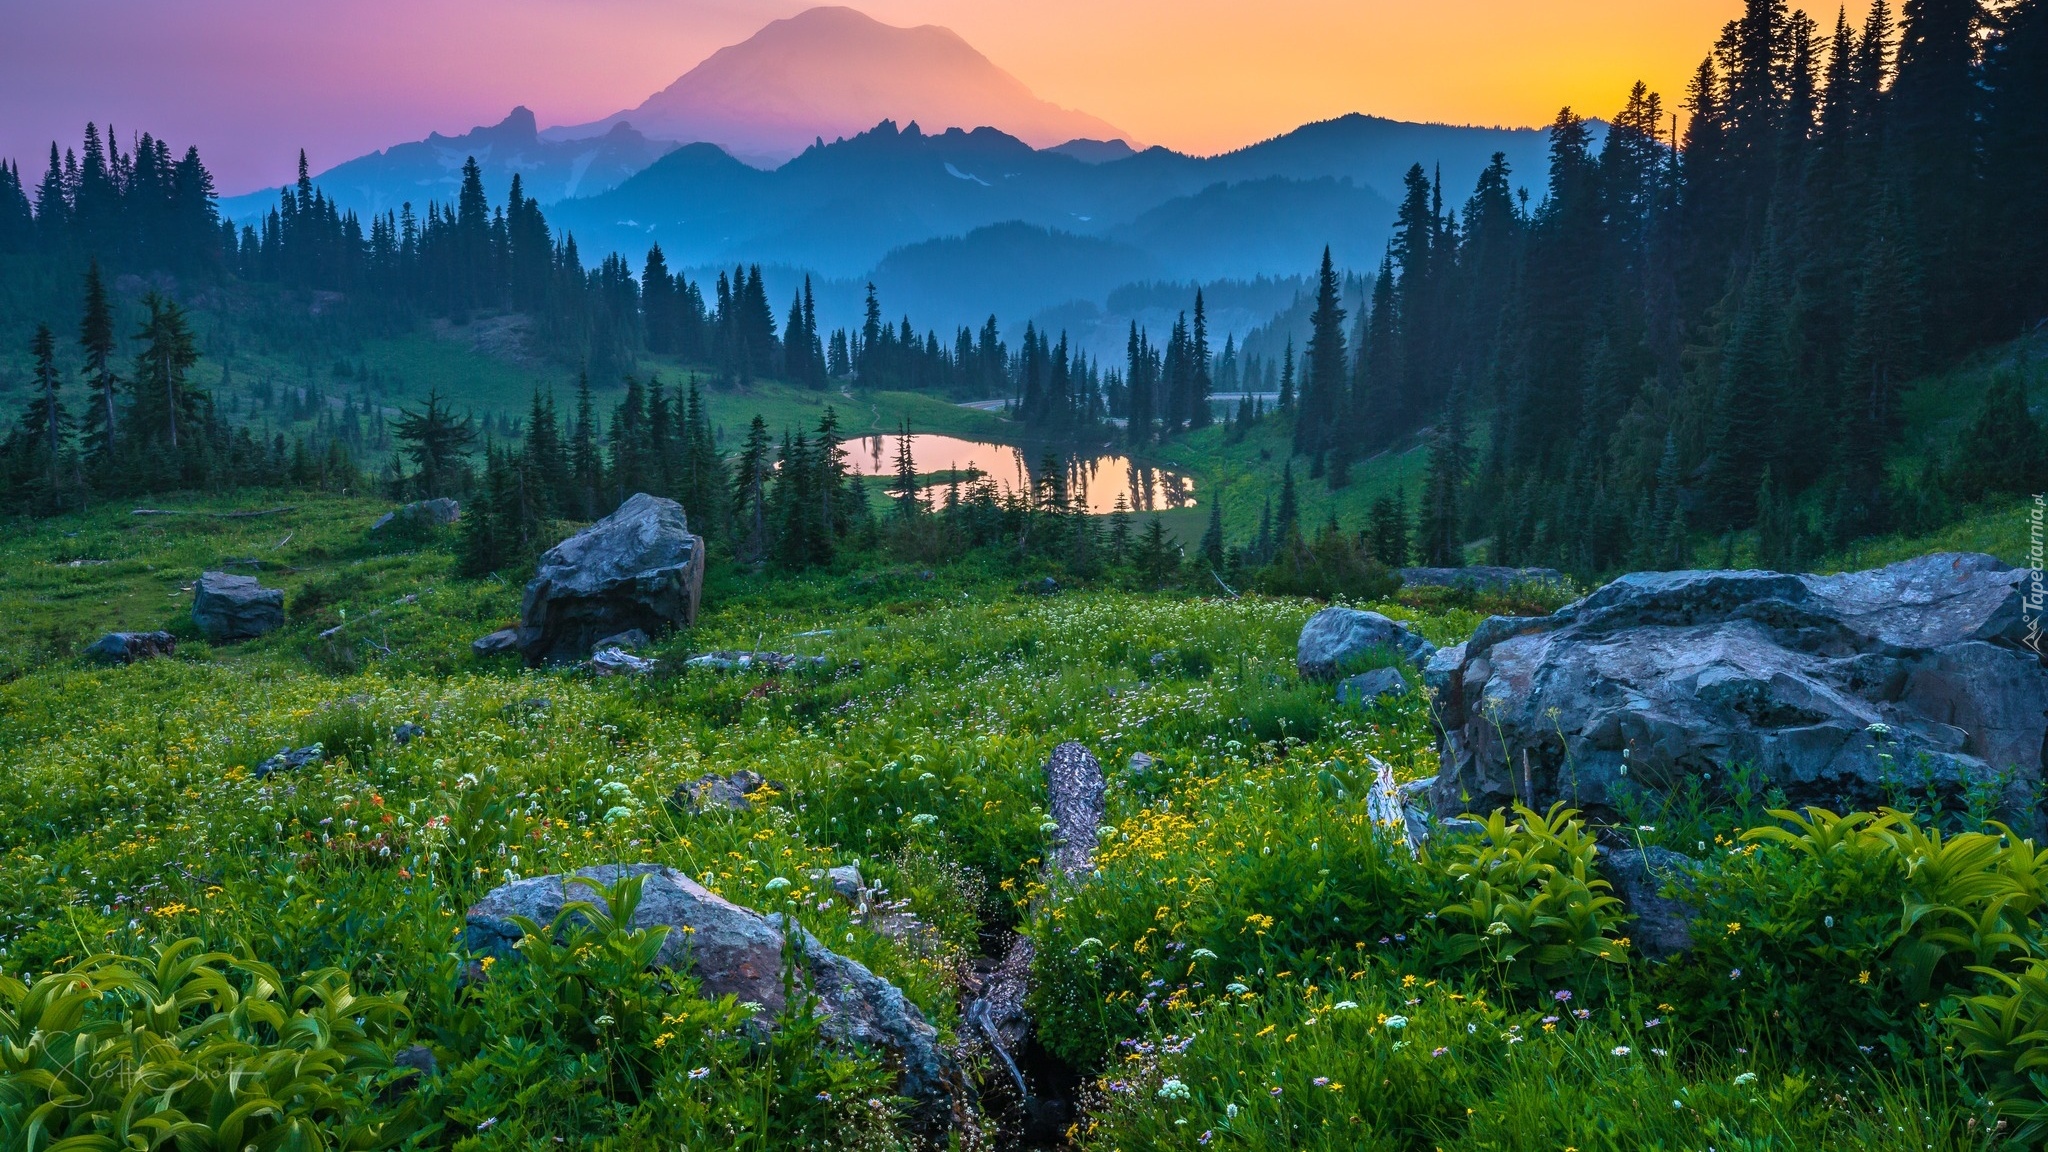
[4,0,1877,193]
[866,0,1877,154]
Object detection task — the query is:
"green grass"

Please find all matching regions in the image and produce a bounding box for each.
[1133,416,1438,550]
[1818,496,2042,573]
[0,490,2037,1149]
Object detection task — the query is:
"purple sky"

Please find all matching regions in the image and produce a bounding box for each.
[5,0,1794,197]
[2,0,790,195]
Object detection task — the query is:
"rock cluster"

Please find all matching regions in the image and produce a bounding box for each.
[253,744,325,780]
[674,769,784,813]
[1424,553,2048,825]
[684,650,827,672]
[370,498,460,533]
[192,571,283,641]
[517,493,704,665]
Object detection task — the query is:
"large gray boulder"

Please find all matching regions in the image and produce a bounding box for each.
[192,571,284,641]
[1428,553,2048,827]
[465,863,959,1123]
[1297,607,1437,680]
[517,493,704,665]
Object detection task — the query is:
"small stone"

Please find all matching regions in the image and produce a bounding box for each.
[471,628,520,657]
[592,628,652,653]
[1335,666,1409,706]
[84,630,176,665]
[393,1044,437,1077]
[1127,752,1155,776]
[826,864,864,900]
[1045,743,1105,881]
[1601,846,1699,959]
[392,722,425,745]
[675,770,784,813]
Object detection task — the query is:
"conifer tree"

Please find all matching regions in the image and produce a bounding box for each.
[569,372,601,519]
[1296,248,1349,457]
[1189,290,1213,428]
[1198,495,1226,571]
[77,262,118,465]
[1418,394,1470,566]
[1368,488,1409,567]
[889,425,922,520]
[1275,462,1299,543]
[393,389,474,499]
[731,415,772,561]
[127,292,200,453]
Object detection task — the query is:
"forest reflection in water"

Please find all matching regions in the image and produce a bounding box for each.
[845,433,1195,513]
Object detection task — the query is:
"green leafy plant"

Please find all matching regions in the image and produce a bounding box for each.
[1437,803,1631,989]
[1950,957,2048,1142]
[0,938,419,1151]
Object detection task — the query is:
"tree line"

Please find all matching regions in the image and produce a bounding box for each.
[1272,0,2045,573]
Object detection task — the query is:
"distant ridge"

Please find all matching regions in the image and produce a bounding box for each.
[546,6,1130,165]
[218,107,673,222]
[1046,139,1139,165]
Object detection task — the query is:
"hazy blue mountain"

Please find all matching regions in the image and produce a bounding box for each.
[1108,176,1395,281]
[869,222,1160,326]
[217,107,676,224]
[550,114,1551,279]
[1046,138,1139,164]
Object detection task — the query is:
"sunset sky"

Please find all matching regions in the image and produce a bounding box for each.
[4,0,1872,195]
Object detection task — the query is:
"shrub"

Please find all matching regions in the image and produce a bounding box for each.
[1252,523,1400,602]
[1672,808,2048,1063]
[1027,759,1438,1068]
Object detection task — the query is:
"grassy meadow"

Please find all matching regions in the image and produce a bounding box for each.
[3,493,2045,1150]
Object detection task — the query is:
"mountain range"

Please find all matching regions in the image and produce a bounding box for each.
[216,4,1566,343]
[218,107,674,224]
[548,114,1556,334]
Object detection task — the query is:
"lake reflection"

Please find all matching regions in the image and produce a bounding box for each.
[844,434,1195,514]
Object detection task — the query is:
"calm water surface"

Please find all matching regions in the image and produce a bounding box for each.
[843,434,1195,513]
